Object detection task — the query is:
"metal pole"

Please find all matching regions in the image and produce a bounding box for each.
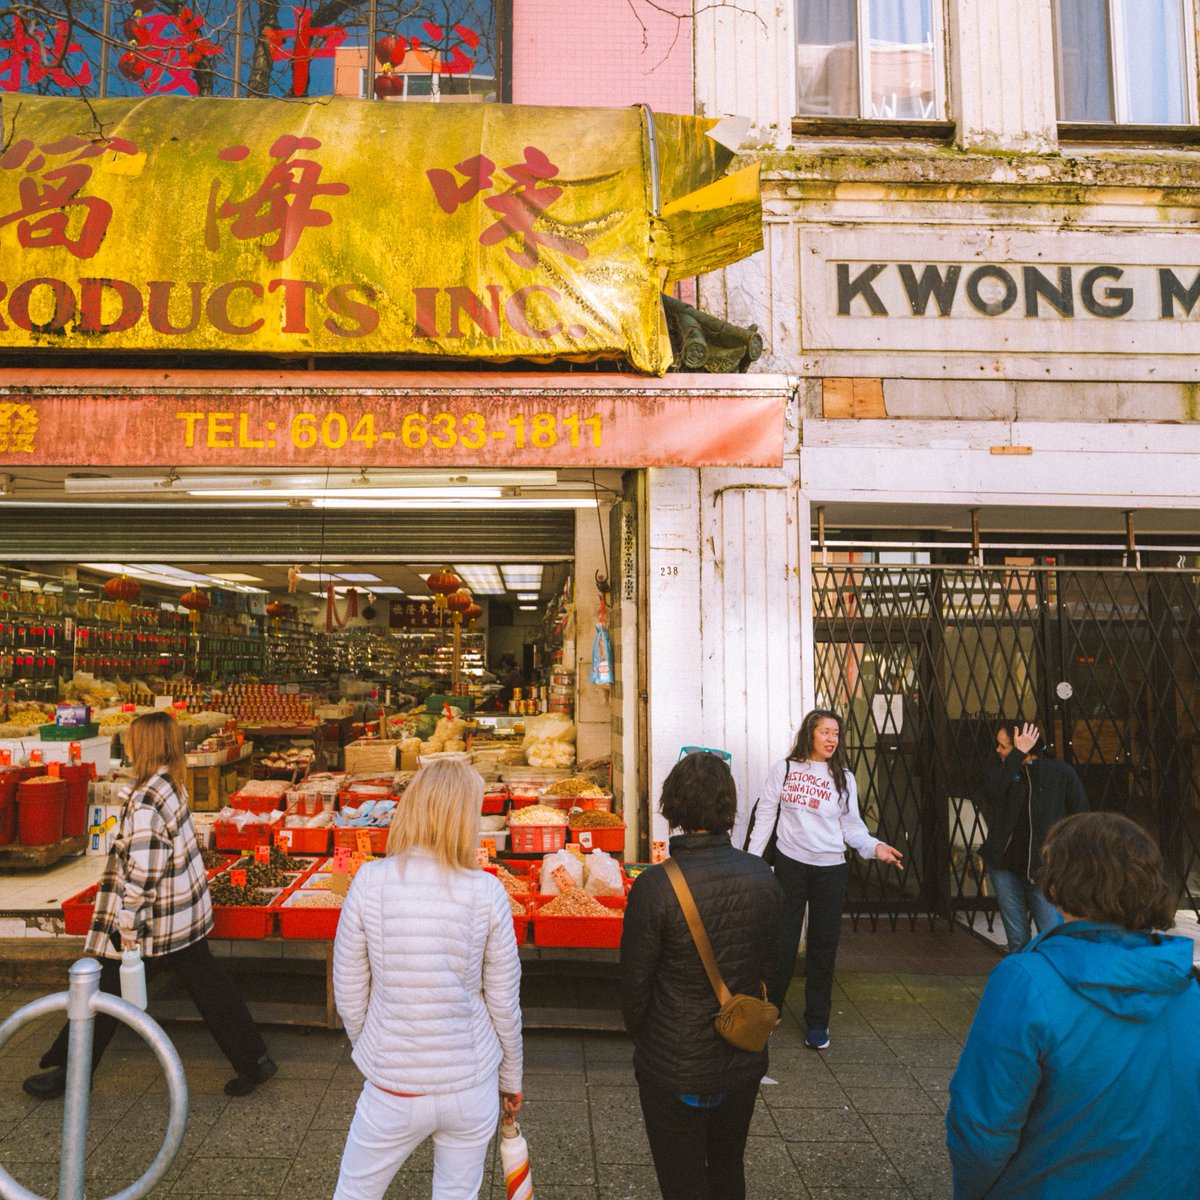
[0,960,188,1200]
[57,959,98,1200]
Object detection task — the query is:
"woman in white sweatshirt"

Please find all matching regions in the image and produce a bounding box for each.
[332,759,523,1200]
[746,709,903,1050]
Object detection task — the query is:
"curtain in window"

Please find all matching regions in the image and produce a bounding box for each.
[796,0,859,115]
[1124,2,1186,123]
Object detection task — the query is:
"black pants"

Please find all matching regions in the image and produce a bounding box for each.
[637,1073,760,1200]
[769,852,849,1029]
[41,938,266,1077]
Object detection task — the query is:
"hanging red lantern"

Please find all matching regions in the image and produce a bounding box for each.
[427,568,461,624]
[103,574,141,627]
[446,587,472,627]
[465,602,483,629]
[265,600,288,622]
[179,588,210,628]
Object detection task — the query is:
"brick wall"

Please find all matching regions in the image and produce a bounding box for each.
[512,0,693,112]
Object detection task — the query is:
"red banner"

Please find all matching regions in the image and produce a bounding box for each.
[0,370,787,468]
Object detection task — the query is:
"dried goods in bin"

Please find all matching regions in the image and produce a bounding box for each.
[208,879,276,907]
[568,809,624,828]
[508,804,567,826]
[538,888,620,917]
[542,777,607,798]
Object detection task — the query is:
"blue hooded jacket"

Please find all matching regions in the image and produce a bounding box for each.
[946,921,1200,1200]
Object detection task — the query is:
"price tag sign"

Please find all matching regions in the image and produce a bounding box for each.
[551,865,577,892]
[230,868,248,887]
[29,750,42,765]
[651,840,668,864]
[481,838,496,858]
[578,830,593,850]
[254,844,271,863]
[331,846,352,873]
[476,847,491,868]
[0,750,10,766]
[349,851,368,877]
[355,829,374,855]
[47,761,61,778]
[122,703,137,713]
[274,830,293,850]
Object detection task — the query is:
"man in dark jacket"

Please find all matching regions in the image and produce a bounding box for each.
[980,721,1088,953]
[620,751,783,1200]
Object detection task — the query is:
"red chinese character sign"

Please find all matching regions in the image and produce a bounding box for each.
[0,16,91,92]
[263,8,345,97]
[118,7,223,95]
[0,96,761,374]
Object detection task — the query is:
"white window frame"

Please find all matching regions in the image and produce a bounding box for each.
[796,0,948,120]
[1058,0,1198,124]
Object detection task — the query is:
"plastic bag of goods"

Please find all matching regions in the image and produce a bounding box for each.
[522,713,575,747]
[526,740,575,769]
[583,850,624,897]
[540,849,583,895]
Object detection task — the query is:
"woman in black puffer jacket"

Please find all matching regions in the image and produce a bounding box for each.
[620,752,783,1200]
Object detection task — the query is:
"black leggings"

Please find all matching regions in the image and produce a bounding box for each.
[41,938,266,1077]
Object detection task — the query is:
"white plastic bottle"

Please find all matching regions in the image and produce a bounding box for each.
[119,946,148,1010]
[500,1118,533,1200]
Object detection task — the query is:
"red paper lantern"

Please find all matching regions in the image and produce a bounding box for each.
[427,568,461,624]
[103,574,141,604]
[265,600,288,619]
[465,602,483,628]
[446,588,472,614]
[179,588,210,628]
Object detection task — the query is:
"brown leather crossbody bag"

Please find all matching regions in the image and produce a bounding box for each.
[663,858,779,1053]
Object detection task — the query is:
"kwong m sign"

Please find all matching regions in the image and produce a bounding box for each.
[804,252,1200,358]
[835,262,1200,320]
[0,96,761,375]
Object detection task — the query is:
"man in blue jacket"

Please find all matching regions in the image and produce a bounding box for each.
[980,720,1087,953]
[947,812,1200,1200]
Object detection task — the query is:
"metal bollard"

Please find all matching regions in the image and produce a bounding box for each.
[0,958,188,1200]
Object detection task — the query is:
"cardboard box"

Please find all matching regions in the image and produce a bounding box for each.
[343,739,398,774]
[400,745,420,772]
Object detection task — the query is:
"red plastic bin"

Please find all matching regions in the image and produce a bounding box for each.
[567,824,626,853]
[530,895,625,947]
[276,804,333,855]
[508,824,567,854]
[276,888,342,939]
[229,791,283,815]
[210,904,276,938]
[62,883,98,935]
[332,826,389,855]
[481,788,509,815]
[213,816,278,852]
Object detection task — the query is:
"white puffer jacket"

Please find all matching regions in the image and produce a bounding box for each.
[333,850,523,1094]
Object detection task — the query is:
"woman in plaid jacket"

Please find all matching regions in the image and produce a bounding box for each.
[22,711,275,1100]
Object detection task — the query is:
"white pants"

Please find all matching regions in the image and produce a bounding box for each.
[333,1074,499,1200]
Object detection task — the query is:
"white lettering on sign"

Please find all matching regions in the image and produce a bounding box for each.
[782,769,832,811]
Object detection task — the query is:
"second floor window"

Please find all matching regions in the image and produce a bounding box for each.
[796,0,943,120]
[1054,0,1195,123]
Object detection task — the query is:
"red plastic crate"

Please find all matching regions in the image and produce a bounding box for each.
[277,804,333,855]
[210,903,276,938]
[62,884,98,935]
[530,895,625,947]
[512,914,529,945]
[332,825,389,854]
[567,824,626,852]
[214,817,279,852]
[508,823,567,854]
[276,888,342,939]
[481,788,509,815]
[229,792,283,815]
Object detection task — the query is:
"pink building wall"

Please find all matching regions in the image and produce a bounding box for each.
[511,0,693,113]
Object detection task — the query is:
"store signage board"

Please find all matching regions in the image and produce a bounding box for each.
[0,96,759,375]
[0,373,788,467]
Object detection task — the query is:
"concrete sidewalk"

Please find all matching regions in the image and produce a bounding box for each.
[0,940,990,1199]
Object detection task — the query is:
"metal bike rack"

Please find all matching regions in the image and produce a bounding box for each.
[0,958,188,1200]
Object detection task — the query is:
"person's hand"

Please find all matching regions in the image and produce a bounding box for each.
[875,843,904,870]
[501,1090,523,1117]
[1014,723,1040,755]
[120,935,138,951]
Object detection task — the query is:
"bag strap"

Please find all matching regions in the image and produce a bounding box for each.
[663,858,732,1007]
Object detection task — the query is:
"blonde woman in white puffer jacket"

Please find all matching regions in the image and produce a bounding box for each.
[332,760,523,1200]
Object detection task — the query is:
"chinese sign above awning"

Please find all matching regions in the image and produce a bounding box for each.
[0,96,761,374]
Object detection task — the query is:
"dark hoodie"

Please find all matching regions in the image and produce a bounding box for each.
[947,921,1200,1200]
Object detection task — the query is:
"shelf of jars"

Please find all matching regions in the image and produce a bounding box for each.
[266,621,321,679]
[316,627,406,676]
